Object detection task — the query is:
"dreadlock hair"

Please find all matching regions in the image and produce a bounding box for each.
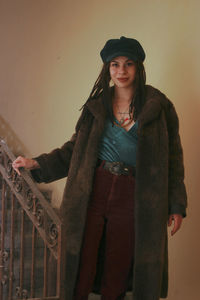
[82,60,146,123]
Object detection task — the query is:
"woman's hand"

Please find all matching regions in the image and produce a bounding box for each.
[12,156,39,176]
[168,214,183,236]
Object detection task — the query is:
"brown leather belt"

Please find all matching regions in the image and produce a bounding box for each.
[98,160,136,176]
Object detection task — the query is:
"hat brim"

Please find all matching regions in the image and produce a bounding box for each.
[105,51,139,63]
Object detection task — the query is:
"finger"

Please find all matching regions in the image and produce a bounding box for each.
[12,166,21,176]
[13,156,23,164]
[12,157,24,175]
[13,161,24,169]
[12,157,25,169]
[171,217,182,236]
[168,215,173,226]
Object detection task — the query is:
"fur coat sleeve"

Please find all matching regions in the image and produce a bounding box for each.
[30,134,76,183]
[165,101,187,217]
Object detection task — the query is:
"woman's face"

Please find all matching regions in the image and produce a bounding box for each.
[109,56,137,89]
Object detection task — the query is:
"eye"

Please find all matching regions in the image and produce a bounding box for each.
[110,62,118,67]
[126,61,135,66]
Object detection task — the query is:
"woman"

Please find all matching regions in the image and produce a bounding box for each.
[12,36,187,300]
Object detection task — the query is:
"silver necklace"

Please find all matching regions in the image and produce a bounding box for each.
[116,103,131,125]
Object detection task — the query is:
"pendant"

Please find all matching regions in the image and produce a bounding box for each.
[119,117,129,125]
[119,117,125,124]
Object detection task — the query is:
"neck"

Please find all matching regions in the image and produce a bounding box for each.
[113,86,135,104]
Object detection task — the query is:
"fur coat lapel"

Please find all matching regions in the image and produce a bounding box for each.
[86,85,163,129]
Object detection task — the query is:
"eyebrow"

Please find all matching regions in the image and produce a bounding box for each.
[110,59,133,63]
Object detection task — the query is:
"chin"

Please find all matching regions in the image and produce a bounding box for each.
[115,82,133,89]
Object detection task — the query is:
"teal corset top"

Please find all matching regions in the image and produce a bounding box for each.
[98,118,138,167]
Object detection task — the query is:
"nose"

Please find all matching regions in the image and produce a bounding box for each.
[118,65,126,74]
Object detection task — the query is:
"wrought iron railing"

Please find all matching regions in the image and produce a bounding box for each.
[0,139,65,300]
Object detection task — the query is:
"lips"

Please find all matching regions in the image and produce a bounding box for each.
[117,78,129,82]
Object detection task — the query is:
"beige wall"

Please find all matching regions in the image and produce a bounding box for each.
[0,0,199,299]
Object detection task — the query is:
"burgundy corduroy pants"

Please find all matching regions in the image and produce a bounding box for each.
[73,161,135,300]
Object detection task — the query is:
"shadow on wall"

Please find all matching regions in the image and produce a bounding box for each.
[0,114,31,157]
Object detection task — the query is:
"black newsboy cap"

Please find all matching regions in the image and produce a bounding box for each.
[100,36,145,63]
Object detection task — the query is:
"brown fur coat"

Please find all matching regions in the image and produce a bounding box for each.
[31,85,187,300]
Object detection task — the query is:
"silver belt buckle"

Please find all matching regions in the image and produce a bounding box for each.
[109,162,122,175]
